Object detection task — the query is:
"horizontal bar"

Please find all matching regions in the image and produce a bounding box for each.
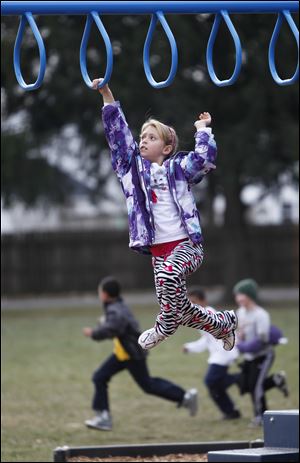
[1,1,299,16]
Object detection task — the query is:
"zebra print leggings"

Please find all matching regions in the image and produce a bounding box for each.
[153,239,234,339]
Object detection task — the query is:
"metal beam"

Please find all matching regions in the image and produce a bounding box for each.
[1,1,299,16]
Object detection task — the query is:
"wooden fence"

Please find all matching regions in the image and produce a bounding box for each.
[1,225,298,295]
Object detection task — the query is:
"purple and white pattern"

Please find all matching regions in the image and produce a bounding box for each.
[102,101,217,254]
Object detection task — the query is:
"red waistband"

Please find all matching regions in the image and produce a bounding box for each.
[150,238,188,257]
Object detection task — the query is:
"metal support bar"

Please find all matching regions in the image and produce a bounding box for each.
[1,1,299,16]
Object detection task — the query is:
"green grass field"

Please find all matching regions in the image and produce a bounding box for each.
[1,302,299,462]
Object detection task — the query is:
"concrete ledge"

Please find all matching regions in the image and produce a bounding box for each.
[264,410,299,448]
[208,447,299,462]
[53,440,264,462]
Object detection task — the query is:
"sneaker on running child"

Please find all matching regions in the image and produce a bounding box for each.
[273,371,289,397]
[85,410,112,431]
[181,388,198,417]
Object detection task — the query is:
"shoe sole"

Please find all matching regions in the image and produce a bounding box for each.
[223,311,238,351]
[223,331,236,351]
[85,422,112,431]
[138,331,165,350]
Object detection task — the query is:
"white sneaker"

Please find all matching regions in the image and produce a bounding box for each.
[222,330,236,351]
[85,410,112,431]
[222,310,238,351]
[182,388,198,417]
[138,328,166,350]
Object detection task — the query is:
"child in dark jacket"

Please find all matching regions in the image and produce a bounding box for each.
[83,276,198,431]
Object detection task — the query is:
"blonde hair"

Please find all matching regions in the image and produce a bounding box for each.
[140,119,178,156]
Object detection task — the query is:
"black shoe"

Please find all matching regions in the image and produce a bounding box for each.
[273,371,289,397]
[222,410,241,420]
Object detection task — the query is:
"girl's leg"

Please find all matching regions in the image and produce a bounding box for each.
[153,254,192,325]
[138,253,183,350]
[153,252,181,338]
[155,241,236,340]
[153,255,164,307]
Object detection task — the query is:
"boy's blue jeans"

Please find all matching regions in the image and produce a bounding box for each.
[204,363,239,415]
[92,354,185,412]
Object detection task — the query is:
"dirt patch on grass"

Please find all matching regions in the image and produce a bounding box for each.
[68,454,208,462]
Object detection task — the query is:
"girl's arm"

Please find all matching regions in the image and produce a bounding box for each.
[93,78,138,178]
[178,112,217,185]
[92,78,115,104]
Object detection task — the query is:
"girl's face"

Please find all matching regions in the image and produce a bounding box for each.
[139,126,172,164]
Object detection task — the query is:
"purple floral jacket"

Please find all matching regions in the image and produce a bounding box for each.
[102,101,217,255]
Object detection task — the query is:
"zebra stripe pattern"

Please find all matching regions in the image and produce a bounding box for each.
[153,239,235,339]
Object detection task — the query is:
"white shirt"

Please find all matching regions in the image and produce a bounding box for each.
[183,307,239,366]
[236,305,271,360]
[150,163,188,244]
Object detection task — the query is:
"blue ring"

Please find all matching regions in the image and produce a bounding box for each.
[143,11,178,88]
[80,11,113,89]
[206,10,242,86]
[13,12,46,90]
[269,10,299,86]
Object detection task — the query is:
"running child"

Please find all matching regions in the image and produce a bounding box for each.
[83,276,198,431]
[233,278,289,427]
[183,287,241,420]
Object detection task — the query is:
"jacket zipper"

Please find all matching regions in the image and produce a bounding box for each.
[136,155,155,243]
[167,156,191,239]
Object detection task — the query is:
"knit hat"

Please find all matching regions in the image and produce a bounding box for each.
[233,278,258,301]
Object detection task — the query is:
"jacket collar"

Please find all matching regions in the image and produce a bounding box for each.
[103,297,123,309]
